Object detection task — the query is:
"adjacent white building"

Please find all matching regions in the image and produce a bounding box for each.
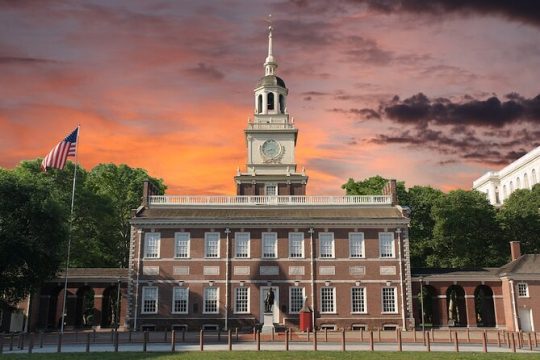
[473,146,540,205]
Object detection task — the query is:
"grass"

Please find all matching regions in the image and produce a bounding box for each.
[2,352,539,360]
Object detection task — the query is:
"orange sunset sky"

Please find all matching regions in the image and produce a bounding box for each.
[1,1,539,195]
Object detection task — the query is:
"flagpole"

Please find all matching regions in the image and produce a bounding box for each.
[60,124,80,334]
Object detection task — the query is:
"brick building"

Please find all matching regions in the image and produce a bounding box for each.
[127,26,413,332]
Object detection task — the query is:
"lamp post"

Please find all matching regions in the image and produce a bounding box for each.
[419,277,425,332]
[116,279,121,329]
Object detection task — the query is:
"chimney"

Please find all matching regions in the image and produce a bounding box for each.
[382,179,398,205]
[510,241,521,261]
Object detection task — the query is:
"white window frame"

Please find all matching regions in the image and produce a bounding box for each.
[379,232,395,258]
[349,232,365,258]
[289,287,305,314]
[288,232,304,258]
[262,232,278,259]
[144,232,160,259]
[141,286,158,314]
[320,287,336,314]
[174,232,190,258]
[234,287,250,314]
[203,287,219,314]
[351,287,367,314]
[265,183,278,196]
[204,232,220,258]
[172,287,189,314]
[319,232,335,258]
[235,232,250,258]
[517,282,529,297]
[381,287,398,314]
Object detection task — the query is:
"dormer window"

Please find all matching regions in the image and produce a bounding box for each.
[267,92,274,110]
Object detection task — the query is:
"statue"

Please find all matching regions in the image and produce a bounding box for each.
[264,288,275,313]
[448,289,459,326]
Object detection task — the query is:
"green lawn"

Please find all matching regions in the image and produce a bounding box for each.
[2,352,539,360]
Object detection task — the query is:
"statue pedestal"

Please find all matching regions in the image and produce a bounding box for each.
[261,313,274,333]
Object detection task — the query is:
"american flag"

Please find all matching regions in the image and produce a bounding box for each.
[41,127,79,171]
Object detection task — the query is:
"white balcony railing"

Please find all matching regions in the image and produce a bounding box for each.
[148,195,392,206]
[246,123,295,130]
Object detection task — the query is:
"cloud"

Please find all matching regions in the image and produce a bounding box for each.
[374,92,540,128]
[358,0,540,27]
[183,63,225,81]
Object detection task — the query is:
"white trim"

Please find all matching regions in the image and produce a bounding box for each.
[171,287,189,314]
[349,232,365,258]
[204,232,221,258]
[149,195,393,206]
[174,232,190,259]
[379,232,395,258]
[143,232,160,259]
[203,287,219,314]
[262,232,278,259]
[233,287,250,314]
[320,286,336,314]
[319,232,335,258]
[289,286,305,314]
[351,287,367,314]
[288,232,304,258]
[141,286,158,314]
[234,232,250,258]
[381,287,398,314]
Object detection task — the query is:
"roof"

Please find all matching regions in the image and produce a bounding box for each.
[256,75,286,88]
[132,206,408,226]
[51,268,129,283]
[411,267,501,281]
[498,254,540,275]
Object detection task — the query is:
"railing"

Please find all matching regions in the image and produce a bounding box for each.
[148,195,392,206]
[246,123,295,130]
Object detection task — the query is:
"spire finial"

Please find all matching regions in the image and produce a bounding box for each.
[264,14,277,76]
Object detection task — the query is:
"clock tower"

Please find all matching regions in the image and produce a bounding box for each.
[235,25,308,196]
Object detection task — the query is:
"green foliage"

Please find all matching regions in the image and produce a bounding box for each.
[342,175,409,204]
[497,184,540,256]
[86,164,166,267]
[428,190,505,268]
[0,169,67,308]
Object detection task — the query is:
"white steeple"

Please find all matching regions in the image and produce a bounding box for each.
[264,25,277,76]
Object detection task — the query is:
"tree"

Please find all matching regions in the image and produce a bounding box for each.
[497,184,540,255]
[86,164,166,267]
[428,190,505,268]
[342,175,409,205]
[407,186,444,267]
[0,169,67,308]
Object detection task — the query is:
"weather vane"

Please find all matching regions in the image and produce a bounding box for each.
[265,13,272,31]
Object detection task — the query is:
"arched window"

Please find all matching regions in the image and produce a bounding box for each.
[509,181,514,192]
[524,173,529,189]
[502,185,507,200]
[532,169,537,185]
[279,94,285,113]
[267,92,274,110]
[257,94,263,114]
[516,177,521,189]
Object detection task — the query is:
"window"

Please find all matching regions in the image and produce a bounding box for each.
[516,177,521,189]
[205,232,220,258]
[289,287,305,313]
[379,232,395,258]
[144,233,160,258]
[382,287,397,313]
[257,94,262,113]
[267,92,274,110]
[204,287,219,313]
[262,232,277,258]
[235,232,250,258]
[532,169,537,184]
[351,287,366,313]
[289,232,304,258]
[142,287,158,314]
[349,232,365,258]
[265,184,277,196]
[234,287,249,313]
[172,287,188,314]
[174,232,190,258]
[319,232,334,258]
[517,283,529,297]
[321,287,336,313]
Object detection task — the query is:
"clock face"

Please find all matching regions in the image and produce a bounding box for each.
[261,139,281,158]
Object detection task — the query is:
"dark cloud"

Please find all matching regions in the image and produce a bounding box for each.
[0,56,54,65]
[359,0,540,27]
[183,63,225,81]
[374,92,540,128]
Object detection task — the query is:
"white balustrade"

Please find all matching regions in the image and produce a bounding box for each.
[148,195,392,206]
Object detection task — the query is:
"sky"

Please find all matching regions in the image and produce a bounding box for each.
[1,0,539,195]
